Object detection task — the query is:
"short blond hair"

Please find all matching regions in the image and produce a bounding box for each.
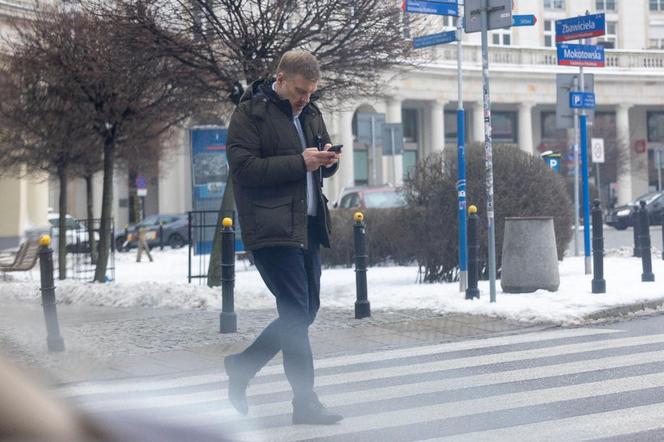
[276,50,320,82]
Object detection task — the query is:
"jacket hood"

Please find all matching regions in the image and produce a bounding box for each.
[239,78,320,111]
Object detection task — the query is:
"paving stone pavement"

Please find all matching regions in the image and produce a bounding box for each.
[0,300,549,385]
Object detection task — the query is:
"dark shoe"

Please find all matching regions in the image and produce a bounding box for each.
[293,400,343,425]
[224,354,249,415]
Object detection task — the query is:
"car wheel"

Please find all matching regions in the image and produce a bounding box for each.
[614,221,628,231]
[168,233,185,249]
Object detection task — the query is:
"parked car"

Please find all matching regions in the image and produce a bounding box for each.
[47,212,98,252]
[333,186,408,210]
[606,191,664,230]
[115,214,189,251]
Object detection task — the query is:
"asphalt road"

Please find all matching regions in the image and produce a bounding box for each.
[567,224,662,254]
[57,313,664,441]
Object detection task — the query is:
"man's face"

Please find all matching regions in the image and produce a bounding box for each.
[275,73,318,115]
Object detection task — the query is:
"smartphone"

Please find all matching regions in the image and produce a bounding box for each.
[327,144,343,153]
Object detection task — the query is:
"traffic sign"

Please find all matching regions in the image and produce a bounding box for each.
[136,175,147,190]
[557,43,605,67]
[512,15,536,27]
[403,0,459,16]
[556,73,595,129]
[412,30,457,49]
[464,0,512,33]
[555,13,605,42]
[591,138,605,163]
[569,92,596,109]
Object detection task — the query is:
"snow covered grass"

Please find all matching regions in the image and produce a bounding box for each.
[2,247,664,325]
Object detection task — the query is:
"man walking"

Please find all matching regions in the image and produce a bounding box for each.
[225,50,342,425]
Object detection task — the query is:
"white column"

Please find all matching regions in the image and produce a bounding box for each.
[472,102,484,145]
[616,104,632,205]
[384,98,403,186]
[429,99,446,154]
[27,175,49,228]
[518,102,534,154]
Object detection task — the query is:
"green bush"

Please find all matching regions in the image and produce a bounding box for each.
[321,207,415,268]
[403,144,574,282]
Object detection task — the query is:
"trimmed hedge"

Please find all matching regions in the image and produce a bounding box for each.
[404,144,574,282]
[321,144,574,284]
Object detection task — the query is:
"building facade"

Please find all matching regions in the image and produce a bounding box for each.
[1,0,664,248]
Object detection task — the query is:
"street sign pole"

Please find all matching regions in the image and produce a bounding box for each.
[480,0,497,303]
[573,76,580,257]
[580,39,591,275]
[457,6,468,293]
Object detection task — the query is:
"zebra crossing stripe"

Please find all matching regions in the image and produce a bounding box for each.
[58,327,618,397]
[235,371,664,441]
[433,402,664,441]
[175,348,664,426]
[78,336,664,414]
[232,332,664,397]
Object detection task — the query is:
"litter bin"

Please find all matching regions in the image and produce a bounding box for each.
[501,217,560,293]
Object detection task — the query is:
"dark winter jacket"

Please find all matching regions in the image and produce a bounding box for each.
[226,79,338,250]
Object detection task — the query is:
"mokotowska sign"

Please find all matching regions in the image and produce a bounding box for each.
[557,43,605,68]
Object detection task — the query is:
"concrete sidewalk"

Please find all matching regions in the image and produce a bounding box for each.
[0,301,547,385]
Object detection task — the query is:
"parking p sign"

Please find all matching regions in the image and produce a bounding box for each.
[591,138,605,163]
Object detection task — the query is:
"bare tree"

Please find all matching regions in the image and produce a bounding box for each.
[0,45,96,279]
[12,7,205,282]
[98,0,415,103]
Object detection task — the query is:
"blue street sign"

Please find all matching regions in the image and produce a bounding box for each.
[569,92,596,109]
[512,15,536,27]
[543,154,561,174]
[557,43,605,67]
[403,0,459,17]
[413,30,457,49]
[555,13,605,43]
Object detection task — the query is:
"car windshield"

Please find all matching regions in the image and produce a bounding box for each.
[364,191,407,209]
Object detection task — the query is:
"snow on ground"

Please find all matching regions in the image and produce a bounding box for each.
[1,247,664,325]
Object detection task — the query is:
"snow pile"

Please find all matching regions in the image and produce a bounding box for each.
[2,247,664,325]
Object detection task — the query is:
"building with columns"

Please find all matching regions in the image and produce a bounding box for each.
[2,0,664,248]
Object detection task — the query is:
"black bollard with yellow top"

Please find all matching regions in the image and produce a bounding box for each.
[38,235,65,352]
[219,217,237,333]
[353,211,370,319]
[465,205,480,300]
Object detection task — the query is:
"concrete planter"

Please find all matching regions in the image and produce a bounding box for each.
[501,217,560,293]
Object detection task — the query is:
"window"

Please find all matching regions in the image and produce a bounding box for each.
[541,111,566,140]
[492,111,518,143]
[596,0,616,11]
[402,109,419,143]
[544,20,555,47]
[442,15,459,29]
[544,0,565,10]
[648,112,664,143]
[444,111,470,144]
[339,193,360,209]
[403,150,418,181]
[353,150,368,186]
[597,21,618,48]
[491,28,511,46]
[650,38,664,49]
[651,0,664,12]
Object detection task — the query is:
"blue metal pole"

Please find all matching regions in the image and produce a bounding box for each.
[580,114,591,269]
[457,109,467,285]
[457,7,467,293]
